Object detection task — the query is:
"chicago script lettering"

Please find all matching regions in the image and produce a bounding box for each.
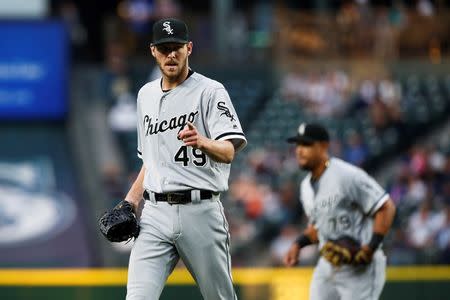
[143,111,199,137]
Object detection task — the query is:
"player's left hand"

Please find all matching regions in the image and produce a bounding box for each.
[99,200,140,242]
[353,245,374,265]
[178,122,205,149]
[320,241,353,266]
[320,236,360,267]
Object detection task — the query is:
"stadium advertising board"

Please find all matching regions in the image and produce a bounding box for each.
[0,21,68,120]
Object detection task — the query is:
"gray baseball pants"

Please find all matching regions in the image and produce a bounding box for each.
[126,193,237,300]
[310,250,386,300]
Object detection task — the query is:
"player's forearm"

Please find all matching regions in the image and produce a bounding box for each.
[304,223,319,244]
[296,223,319,248]
[199,139,235,164]
[372,198,396,235]
[125,165,146,206]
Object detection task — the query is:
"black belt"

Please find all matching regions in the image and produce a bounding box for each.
[143,190,214,205]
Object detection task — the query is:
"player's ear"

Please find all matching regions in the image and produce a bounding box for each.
[186,42,193,56]
[150,45,156,57]
[319,141,330,152]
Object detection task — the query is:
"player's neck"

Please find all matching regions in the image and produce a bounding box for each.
[311,158,330,181]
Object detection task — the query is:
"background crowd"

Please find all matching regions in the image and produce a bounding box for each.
[92,0,450,267]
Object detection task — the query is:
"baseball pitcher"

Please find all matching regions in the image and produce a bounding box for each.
[284,123,396,300]
[123,18,246,300]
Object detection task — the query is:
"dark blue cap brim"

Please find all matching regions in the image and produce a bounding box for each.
[151,37,189,46]
[287,136,314,144]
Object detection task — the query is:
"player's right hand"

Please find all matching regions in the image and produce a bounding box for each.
[353,245,374,265]
[178,122,206,149]
[284,243,301,267]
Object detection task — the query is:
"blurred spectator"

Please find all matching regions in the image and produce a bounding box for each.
[280,70,350,117]
[406,198,445,251]
[269,225,301,266]
[387,227,416,265]
[374,6,397,59]
[406,175,428,208]
[102,163,127,204]
[57,0,87,61]
[360,78,377,103]
[280,70,303,103]
[276,181,301,225]
[355,78,377,110]
[260,185,284,226]
[428,145,446,173]
[108,77,137,132]
[102,41,131,104]
[416,0,435,17]
[336,0,360,55]
[409,146,428,176]
[229,175,264,220]
[388,164,410,207]
[329,139,344,159]
[436,201,450,263]
[343,130,369,166]
[378,77,402,107]
[228,11,250,62]
[369,98,390,131]
[153,0,180,19]
[389,1,407,29]
[117,0,154,35]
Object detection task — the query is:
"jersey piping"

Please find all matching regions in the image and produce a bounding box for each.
[367,193,390,217]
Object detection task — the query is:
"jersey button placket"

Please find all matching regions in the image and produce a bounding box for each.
[158,94,166,177]
[161,94,167,113]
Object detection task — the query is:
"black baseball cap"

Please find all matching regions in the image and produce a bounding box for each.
[287,123,330,145]
[151,18,189,46]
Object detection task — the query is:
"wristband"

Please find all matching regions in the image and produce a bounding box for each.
[296,234,312,248]
[368,233,384,251]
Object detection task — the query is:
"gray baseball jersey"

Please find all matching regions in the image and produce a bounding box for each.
[136,71,246,192]
[300,157,389,300]
[300,157,389,247]
[127,71,245,300]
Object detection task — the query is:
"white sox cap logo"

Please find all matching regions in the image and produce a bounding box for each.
[298,123,306,135]
[162,21,174,35]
